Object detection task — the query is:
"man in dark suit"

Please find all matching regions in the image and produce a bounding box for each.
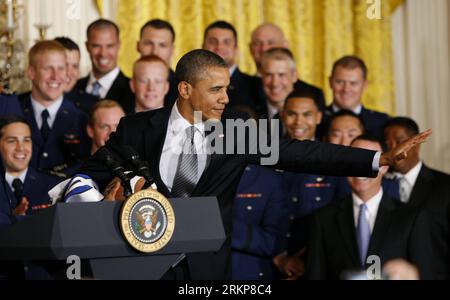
[320,55,389,140]
[203,20,261,112]
[384,117,450,279]
[54,37,97,114]
[137,19,178,108]
[80,49,430,280]
[305,135,434,280]
[257,48,325,123]
[19,41,90,174]
[75,19,133,114]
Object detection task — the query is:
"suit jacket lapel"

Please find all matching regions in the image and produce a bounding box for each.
[336,197,360,267]
[19,94,43,146]
[367,193,394,257]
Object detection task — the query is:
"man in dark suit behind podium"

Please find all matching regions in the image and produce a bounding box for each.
[80,49,431,280]
[75,19,134,114]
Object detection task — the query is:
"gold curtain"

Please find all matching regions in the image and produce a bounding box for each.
[95,0,104,16]
[117,0,403,114]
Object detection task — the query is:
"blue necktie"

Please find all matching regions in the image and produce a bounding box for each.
[357,204,371,267]
[91,81,101,97]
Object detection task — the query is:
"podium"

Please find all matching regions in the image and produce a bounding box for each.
[0,197,225,279]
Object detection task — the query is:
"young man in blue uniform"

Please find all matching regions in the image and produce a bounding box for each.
[18,41,90,175]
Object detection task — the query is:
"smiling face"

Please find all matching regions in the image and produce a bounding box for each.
[330,66,367,110]
[0,122,32,176]
[282,97,322,141]
[86,27,120,78]
[137,27,174,64]
[250,24,287,70]
[130,60,169,112]
[348,139,387,201]
[178,66,230,123]
[28,50,67,105]
[328,115,364,146]
[262,58,297,107]
[203,28,237,68]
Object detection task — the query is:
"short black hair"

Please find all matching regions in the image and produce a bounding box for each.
[87,19,120,39]
[0,115,30,138]
[175,49,228,85]
[54,37,80,52]
[204,20,237,44]
[140,19,175,43]
[352,134,386,152]
[383,117,419,136]
[328,109,366,133]
[284,89,321,110]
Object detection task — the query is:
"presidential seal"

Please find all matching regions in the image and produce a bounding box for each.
[120,189,175,253]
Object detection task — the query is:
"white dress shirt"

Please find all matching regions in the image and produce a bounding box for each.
[30,96,63,129]
[5,169,28,192]
[352,188,383,233]
[159,103,208,192]
[393,161,422,202]
[86,67,120,99]
[332,103,363,115]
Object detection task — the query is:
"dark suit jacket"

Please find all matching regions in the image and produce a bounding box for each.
[254,79,326,119]
[75,70,134,114]
[164,69,178,109]
[320,105,390,140]
[18,93,90,172]
[65,88,98,115]
[305,193,434,280]
[232,165,288,280]
[0,94,24,117]
[405,165,450,279]
[80,105,378,280]
[227,68,262,113]
[4,168,62,215]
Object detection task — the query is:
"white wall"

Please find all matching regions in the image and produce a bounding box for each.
[392,0,450,173]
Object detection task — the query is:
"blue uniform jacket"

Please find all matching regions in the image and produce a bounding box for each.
[18,93,90,172]
[232,165,288,280]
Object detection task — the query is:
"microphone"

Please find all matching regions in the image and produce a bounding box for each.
[115,145,156,189]
[95,147,134,197]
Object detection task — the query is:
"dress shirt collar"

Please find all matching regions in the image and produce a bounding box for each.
[5,169,28,191]
[30,95,64,128]
[332,103,362,115]
[169,102,205,138]
[87,67,120,97]
[229,65,238,77]
[266,102,279,119]
[352,188,383,213]
[394,161,423,188]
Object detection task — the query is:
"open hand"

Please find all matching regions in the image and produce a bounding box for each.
[380,129,432,166]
